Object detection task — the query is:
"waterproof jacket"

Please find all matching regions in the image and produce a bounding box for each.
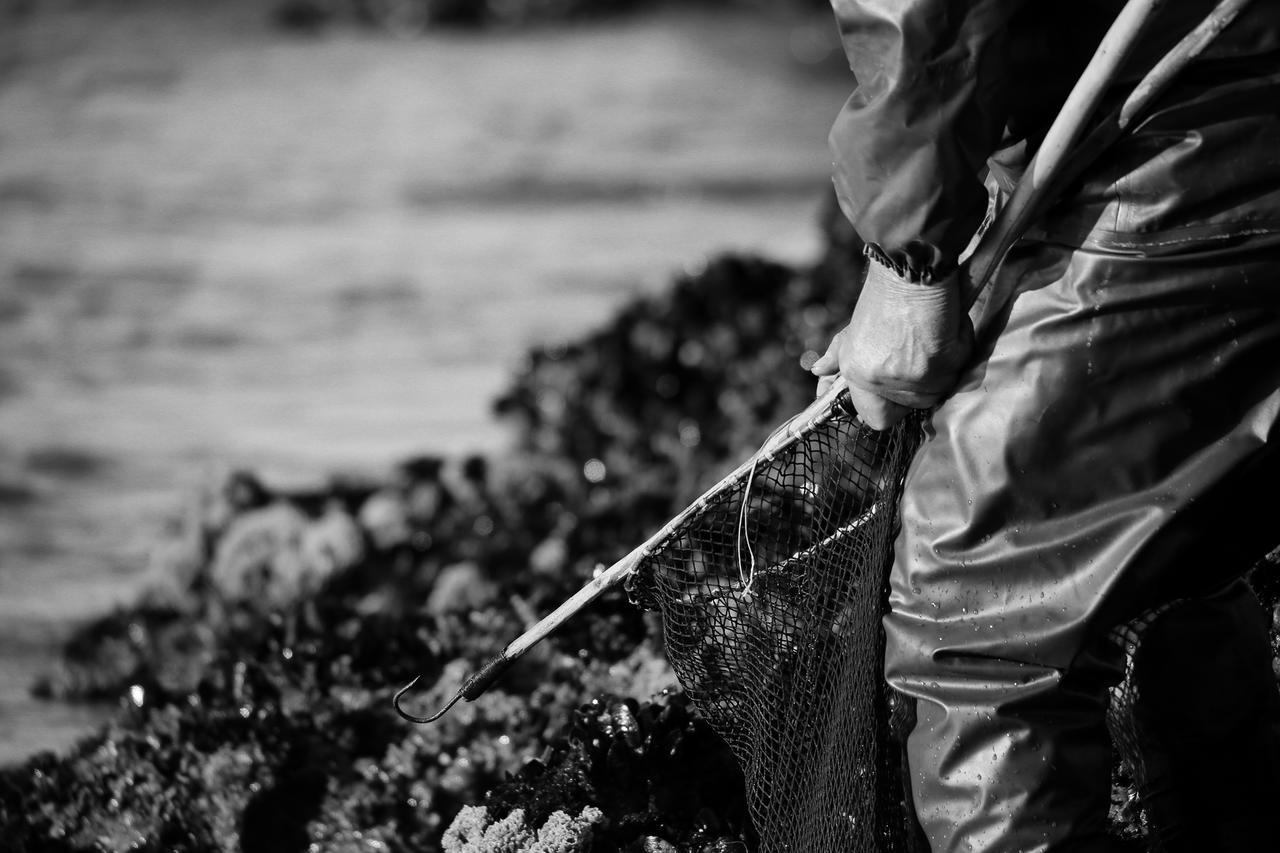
[828,0,1280,281]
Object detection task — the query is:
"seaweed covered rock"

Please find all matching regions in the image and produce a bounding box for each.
[492,254,852,480]
[477,693,752,851]
[7,607,678,851]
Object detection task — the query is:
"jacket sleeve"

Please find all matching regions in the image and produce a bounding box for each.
[829,0,1024,281]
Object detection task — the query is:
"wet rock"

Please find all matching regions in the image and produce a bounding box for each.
[426,562,498,616]
[358,489,411,550]
[529,534,569,576]
[209,502,313,607]
[301,503,366,576]
[642,837,678,853]
[150,620,219,695]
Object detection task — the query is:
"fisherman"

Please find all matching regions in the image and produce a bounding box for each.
[810,2,1280,850]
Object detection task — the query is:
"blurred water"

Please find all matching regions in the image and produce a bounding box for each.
[0,1,852,765]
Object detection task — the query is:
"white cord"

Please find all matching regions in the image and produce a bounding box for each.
[735,411,804,596]
[736,453,760,594]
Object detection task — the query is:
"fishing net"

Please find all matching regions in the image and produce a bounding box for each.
[626,399,927,852]
[1106,575,1280,851]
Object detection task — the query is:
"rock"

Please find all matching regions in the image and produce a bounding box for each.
[208,503,313,607]
[359,489,411,550]
[300,503,366,576]
[426,562,498,616]
[406,480,449,525]
[150,620,218,695]
[529,535,568,576]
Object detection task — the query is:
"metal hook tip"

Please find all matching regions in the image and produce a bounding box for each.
[393,674,464,725]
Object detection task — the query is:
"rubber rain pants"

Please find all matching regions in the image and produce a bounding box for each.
[885,229,1280,852]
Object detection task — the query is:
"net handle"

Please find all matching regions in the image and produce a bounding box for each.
[487,379,855,663]
[393,383,854,723]
[963,0,1255,316]
[393,0,1252,725]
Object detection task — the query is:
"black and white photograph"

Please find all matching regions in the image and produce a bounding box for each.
[2,1,1278,850]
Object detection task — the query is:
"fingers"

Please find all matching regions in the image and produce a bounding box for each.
[809,328,844,377]
[811,328,846,397]
[846,385,912,431]
[808,317,961,418]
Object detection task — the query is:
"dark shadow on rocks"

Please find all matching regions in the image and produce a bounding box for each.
[240,737,335,853]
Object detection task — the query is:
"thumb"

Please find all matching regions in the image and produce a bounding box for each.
[810,329,844,376]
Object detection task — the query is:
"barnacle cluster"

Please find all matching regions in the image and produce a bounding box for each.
[442,805,604,852]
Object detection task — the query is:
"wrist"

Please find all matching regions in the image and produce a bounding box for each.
[863,243,957,286]
[862,251,960,311]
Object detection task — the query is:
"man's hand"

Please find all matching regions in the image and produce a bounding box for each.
[811,260,973,430]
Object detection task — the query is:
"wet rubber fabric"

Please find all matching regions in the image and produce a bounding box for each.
[827,0,1280,279]
[883,231,1280,852]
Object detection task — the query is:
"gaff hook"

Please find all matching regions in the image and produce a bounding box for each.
[393,653,514,725]
[393,675,464,725]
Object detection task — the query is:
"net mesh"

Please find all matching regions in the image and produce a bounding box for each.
[1106,574,1280,850]
[627,402,926,853]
